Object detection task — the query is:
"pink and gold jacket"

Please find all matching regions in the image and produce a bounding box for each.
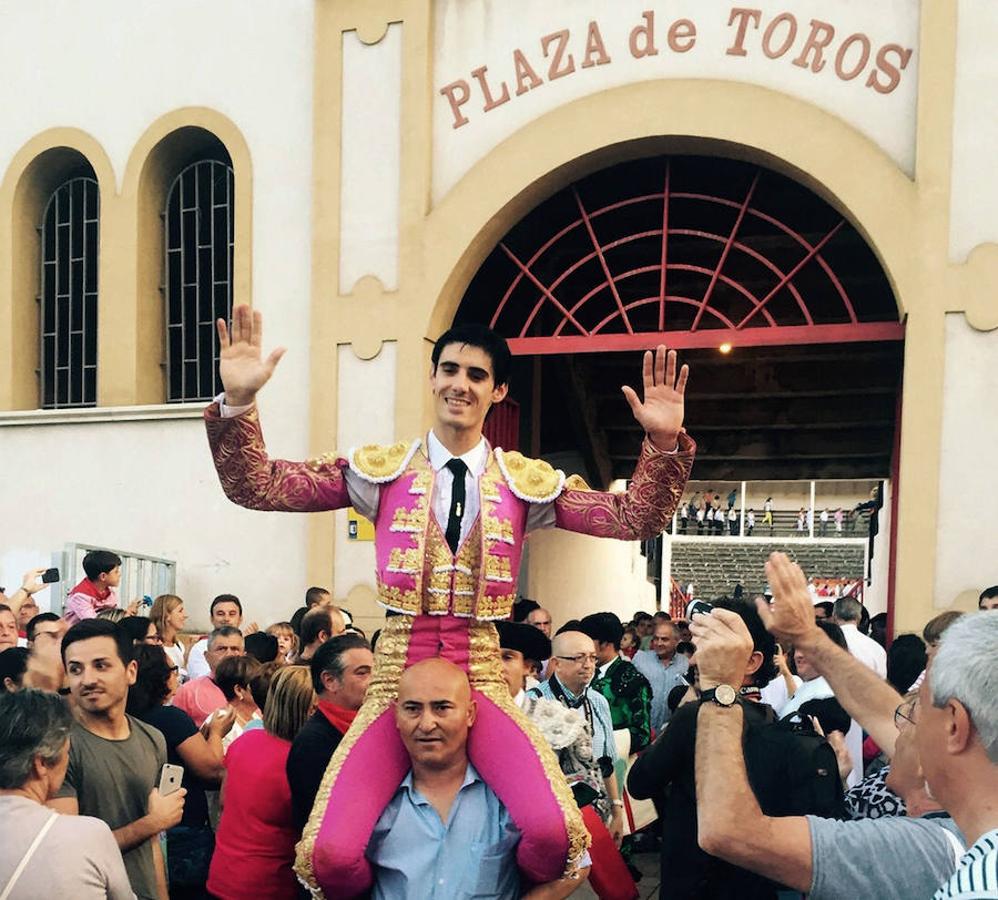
[205,404,695,620]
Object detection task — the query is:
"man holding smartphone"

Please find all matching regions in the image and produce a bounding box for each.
[50,619,186,900]
[0,567,50,622]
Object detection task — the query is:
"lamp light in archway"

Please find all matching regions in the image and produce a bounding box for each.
[719,342,733,355]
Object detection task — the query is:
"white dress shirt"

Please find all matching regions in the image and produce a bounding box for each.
[218,397,557,541]
[186,637,211,681]
[840,623,888,679]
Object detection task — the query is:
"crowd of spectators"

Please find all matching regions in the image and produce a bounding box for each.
[1,551,996,899]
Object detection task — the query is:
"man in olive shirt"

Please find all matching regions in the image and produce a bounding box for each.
[51,619,185,900]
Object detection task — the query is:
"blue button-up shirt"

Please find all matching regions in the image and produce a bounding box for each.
[529,676,618,764]
[632,649,690,734]
[367,763,521,900]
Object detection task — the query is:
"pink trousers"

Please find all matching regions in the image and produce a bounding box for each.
[295,614,587,898]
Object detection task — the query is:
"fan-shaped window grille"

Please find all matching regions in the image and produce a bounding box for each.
[458,156,900,352]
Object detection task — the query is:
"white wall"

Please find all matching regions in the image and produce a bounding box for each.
[934,314,998,608]
[526,528,656,629]
[0,1,315,630]
[0,417,310,630]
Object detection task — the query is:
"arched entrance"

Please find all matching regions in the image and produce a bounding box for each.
[454,153,903,619]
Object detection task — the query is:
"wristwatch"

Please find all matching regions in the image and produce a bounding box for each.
[700,684,738,707]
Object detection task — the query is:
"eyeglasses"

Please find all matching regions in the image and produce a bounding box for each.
[556,654,598,665]
[894,698,918,730]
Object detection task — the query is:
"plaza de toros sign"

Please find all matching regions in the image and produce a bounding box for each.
[432,0,920,201]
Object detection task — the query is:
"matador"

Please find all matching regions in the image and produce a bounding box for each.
[205,305,695,898]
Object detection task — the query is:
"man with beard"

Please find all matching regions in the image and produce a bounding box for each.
[51,619,186,899]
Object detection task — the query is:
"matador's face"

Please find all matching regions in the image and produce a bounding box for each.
[430,343,508,437]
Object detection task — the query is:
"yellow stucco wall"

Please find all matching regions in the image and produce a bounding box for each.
[0,109,253,410]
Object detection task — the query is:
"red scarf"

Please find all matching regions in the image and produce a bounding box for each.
[317,700,358,735]
[70,578,111,602]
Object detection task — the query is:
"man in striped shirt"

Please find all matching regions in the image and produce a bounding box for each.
[920,611,998,899]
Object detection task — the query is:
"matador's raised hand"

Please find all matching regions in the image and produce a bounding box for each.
[621,346,689,450]
[216,304,287,407]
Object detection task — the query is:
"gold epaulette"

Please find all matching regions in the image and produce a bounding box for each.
[349,440,420,484]
[563,473,593,492]
[495,449,566,503]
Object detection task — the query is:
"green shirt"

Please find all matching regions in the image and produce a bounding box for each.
[590,656,652,753]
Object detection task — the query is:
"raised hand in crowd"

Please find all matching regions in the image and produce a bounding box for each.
[759,552,902,757]
[688,604,754,691]
[216,303,286,407]
[772,643,798,699]
[620,345,689,450]
[23,616,68,692]
[755,554,820,647]
[5,566,49,613]
[808,715,853,785]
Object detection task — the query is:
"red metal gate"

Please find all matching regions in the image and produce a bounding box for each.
[458,155,903,354]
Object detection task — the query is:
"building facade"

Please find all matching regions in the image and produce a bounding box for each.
[1,0,995,634]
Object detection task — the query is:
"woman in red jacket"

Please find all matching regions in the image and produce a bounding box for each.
[207,665,316,899]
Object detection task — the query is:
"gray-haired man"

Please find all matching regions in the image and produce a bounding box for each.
[172,625,244,727]
[690,553,996,899]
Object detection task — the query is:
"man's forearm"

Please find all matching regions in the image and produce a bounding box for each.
[554,433,695,540]
[6,587,29,613]
[797,630,902,757]
[151,837,169,900]
[603,772,620,803]
[204,403,352,513]
[695,703,812,892]
[112,815,159,853]
[696,704,761,852]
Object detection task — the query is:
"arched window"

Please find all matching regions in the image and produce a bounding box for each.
[39,176,99,408]
[164,159,234,402]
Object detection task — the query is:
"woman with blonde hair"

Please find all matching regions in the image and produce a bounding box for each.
[266,621,298,663]
[149,594,188,681]
[207,666,316,900]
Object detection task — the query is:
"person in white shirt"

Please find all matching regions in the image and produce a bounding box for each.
[186,594,246,681]
[833,597,887,679]
[780,620,864,787]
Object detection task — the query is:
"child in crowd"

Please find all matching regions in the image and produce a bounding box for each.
[267,621,298,663]
[63,550,122,625]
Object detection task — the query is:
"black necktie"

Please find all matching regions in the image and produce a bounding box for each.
[445,458,468,553]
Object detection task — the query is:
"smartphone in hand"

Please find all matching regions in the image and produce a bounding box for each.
[158,763,184,796]
[686,599,714,619]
